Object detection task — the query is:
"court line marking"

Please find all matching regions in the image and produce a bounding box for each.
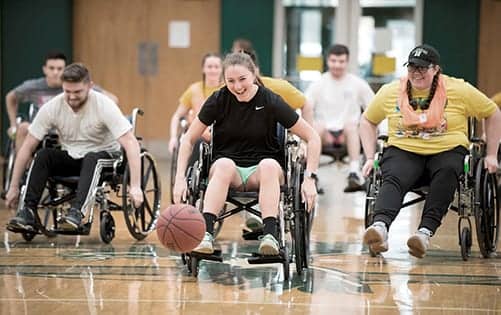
[0,298,497,311]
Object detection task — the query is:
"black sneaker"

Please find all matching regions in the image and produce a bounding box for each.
[344,172,364,192]
[62,207,83,228]
[7,207,36,232]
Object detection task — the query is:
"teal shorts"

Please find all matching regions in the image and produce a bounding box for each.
[236,165,258,185]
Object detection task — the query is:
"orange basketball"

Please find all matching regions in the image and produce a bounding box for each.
[156,204,206,253]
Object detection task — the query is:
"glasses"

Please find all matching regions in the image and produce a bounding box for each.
[406,64,433,74]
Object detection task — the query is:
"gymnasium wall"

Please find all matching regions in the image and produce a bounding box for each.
[422,0,480,85]
[220,0,274,76]
[477,0,501,97]
[0,0,72,152]
[73,0,220,143]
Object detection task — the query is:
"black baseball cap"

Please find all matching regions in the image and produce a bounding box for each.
[405,44,440,67]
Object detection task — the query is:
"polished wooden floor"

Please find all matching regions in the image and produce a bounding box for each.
[0,156,500,314]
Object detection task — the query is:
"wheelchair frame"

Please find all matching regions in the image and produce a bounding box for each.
[181,125,313,280]
[10,108,162,244]
[365,135,500,261]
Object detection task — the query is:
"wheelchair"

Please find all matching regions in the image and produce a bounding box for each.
[181,125,313,280]
[8,108,161,244]
[365,133,500,261]
[2,104,54,197]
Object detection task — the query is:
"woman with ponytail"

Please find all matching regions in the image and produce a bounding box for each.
[173,52,320,256]
[168,53,223,154]
[359,44,501,258]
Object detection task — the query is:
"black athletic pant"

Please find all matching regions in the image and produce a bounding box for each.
[24,148,114,212]
[373,145,468,234]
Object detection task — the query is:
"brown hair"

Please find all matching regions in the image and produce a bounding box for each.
[222,52,263,86]
[201,52,223,89]
[61,63,91,83]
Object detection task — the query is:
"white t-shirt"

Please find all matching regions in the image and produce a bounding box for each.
[29,90,132,159]
[305,72,374,131]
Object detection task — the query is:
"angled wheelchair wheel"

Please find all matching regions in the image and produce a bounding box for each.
[474,160,500,258]
[169,144,179,204]
[364,174,377,229]
[292,163,309,274]
[2,137,16,196]
[122,150,161,241]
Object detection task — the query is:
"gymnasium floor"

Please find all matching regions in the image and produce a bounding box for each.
[0,157,500,314]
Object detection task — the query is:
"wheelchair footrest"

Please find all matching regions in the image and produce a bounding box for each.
[187,249,223,262]
[247,251,285,264]
[6,224,38,234]
[51,222,92,235]
[242,229,263,240]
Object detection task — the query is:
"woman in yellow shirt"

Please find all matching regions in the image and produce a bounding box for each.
[360,44,501,258]
[168,53,223,153]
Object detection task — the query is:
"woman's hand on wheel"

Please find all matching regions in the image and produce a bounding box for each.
[173,177,187,204]
[301,177,317,212]
[362,158,374,177]
[484,154,498,174]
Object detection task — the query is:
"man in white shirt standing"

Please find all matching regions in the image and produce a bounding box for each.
[306,44,374,192]
[6,63,143,231]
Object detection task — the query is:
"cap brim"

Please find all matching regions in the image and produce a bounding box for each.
[406,58,431,67]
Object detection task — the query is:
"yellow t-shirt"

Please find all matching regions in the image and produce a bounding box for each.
[261,76,306,110]
[491,92,501,108]
[364,74,497,155]
[179,81,222,110]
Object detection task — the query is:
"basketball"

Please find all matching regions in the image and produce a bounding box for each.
[156,204,206,253]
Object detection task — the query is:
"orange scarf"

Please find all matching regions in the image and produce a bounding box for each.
[399,75,447,129]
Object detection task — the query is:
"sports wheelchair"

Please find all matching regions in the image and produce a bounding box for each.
[365,133,499,261]
[2,104,44,197]
[9,108,161,244]
[181,125,313,280]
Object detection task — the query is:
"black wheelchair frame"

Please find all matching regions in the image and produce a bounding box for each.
[9,108,162,244]
[365,134,500,261]
[181,125,313,280]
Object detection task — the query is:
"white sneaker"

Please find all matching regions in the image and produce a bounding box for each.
[258,234,280,256]
[192,232,214,254]
[363,222,389,254]
[245,213,264,231]
[407,229,431,258]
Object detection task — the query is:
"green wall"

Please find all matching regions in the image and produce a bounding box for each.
[220,0,274,76]
[0,0,72,150]
[422,0,479,85]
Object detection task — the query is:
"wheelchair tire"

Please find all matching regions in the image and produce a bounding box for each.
[2,137,16,195]
[190,256,199,277]
[460,227,471,261]
[169,144,179,204]
[364,174,377,228]
[292,163,309,275]
[474,161,500,258]
[282,246,290,281]
[22,232,36,242]
[122,150,161,241]
[100,212,116,244]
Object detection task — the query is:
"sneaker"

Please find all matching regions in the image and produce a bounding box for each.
[62,207,83,228]
[344,172,364,192]
[363,222,388,254]
[407,229,431,258]
[193,232,214,254]
[245,213,264,231]
[7,207,35,232]
[258,234,280,256]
